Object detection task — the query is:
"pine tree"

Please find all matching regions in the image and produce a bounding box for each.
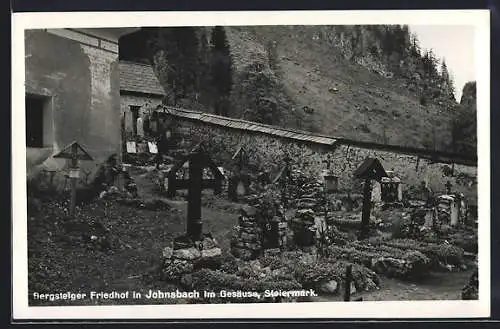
[440,59,456,101]
[197,28,211,107]
[451,81,477,156]
[148,27,201,106]
[210,26,233,116]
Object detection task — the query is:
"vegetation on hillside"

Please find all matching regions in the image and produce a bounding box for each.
[451,82,477,158]
[209,26,233,116]
[119,25,476,155]
[315,25,457,107]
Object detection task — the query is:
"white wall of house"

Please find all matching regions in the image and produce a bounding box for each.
[26,28,137,178]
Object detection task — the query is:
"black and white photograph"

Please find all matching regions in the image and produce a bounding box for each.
[12,10,490,320]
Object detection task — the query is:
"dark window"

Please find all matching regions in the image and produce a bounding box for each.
[130,105,140,135]
[26,95,45,148]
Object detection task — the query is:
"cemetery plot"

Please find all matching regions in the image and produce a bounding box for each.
[27,152,478,305]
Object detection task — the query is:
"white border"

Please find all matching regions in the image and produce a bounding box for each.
[12,10,491,320]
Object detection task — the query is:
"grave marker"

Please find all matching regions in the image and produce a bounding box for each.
[353,158,388,240]
[166,143,223,240]
[126,141,137,153]
[53,141,93,218]
[445,180,453,194]
[148,141,158,154]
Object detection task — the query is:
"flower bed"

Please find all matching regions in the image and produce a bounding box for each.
[258,252,380,295]
[180,268,303,303]
[178,248,381,302]
[379,238,465,270]
[327,241,432,279]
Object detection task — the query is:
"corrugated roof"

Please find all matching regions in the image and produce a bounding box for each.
[159,106,339,147]
[119,61,166,96]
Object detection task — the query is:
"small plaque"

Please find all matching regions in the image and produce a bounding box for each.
[148,142,158,154]
[126,141,137,153]
[69,168,80,178]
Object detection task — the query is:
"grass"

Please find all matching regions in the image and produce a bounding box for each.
[28,196,472,306]
[27,167,474,306]
[27,196,239,306]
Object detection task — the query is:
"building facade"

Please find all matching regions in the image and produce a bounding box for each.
[119,60,166,138]
[25,28,138,184]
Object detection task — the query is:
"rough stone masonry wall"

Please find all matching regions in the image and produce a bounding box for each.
[170,117,478,203]
[120,93,163,136]
[25,30,121,189]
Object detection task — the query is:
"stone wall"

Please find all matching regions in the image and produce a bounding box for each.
[167,116,477,203]
[120,93,163,136]
[25,29,123,188]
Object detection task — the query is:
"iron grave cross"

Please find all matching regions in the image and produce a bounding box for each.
[166,143,223,240]
[53,141,93,218]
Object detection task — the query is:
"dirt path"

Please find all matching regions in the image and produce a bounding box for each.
[311,270,471,302]
[130,166,239,251]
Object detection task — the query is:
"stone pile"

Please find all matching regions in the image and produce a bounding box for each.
[290,181,324,247]
[161,233,222,281]
[230,205,263,260]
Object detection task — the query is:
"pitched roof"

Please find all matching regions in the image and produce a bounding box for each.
[352,158,388,180]
[119,61,166,96]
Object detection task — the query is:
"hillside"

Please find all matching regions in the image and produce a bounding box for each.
[225,25,455,149]
[120,25,465,152]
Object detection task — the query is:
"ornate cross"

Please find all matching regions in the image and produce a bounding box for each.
[166,144,223,240]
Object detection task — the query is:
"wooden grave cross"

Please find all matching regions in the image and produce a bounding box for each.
[53,141,94,218]
[232,145,246,172]
[353,158,388,240]
[445,180,453,194]
[166,143,224,240]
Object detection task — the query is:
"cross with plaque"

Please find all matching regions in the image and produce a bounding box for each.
[53,141,93,218]
[166,143,223,240]
[353,158,388,240]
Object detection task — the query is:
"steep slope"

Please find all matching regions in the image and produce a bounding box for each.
[225,26,454,149]
[120,26,459,151]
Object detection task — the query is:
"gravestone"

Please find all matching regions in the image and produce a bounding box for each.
[424,208,434,228]
[228,146,252,201]
[450,196,460,227]
[137,140,148,153]
[445,180,453,195]
[148,142,158,154]
[371,182,382,203]
[380,171,402,203]
[136,116,144,137]
[228,173,251,202]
